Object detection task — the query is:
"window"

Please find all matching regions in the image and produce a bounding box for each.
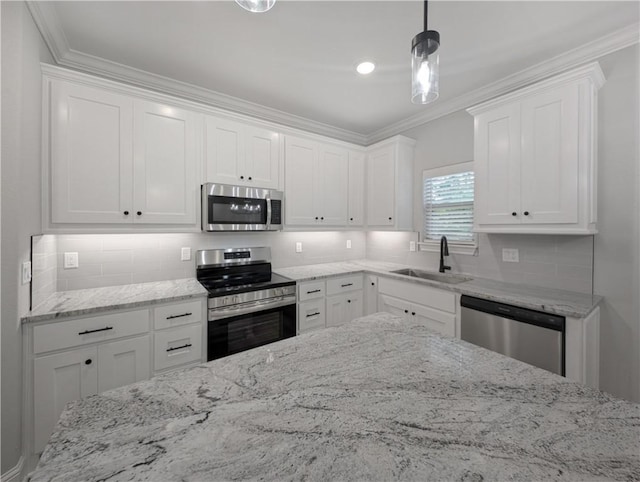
[421,161,476,254]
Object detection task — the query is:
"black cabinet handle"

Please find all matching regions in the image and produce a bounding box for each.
[512,212,517,216]
[78,326,113,335]
[306,312,320,318]
[307,289,321,294]
[85,359,92,365]
[524,211,530,216]
[341,283,353,288]
[137,211,142,216]
[124,210,129,215]
[166,312,192,320]
[166,343,192,353]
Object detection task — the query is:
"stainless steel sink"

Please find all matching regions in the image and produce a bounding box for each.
[390,268,472,285]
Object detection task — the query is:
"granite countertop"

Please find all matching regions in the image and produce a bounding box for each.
[32,313,640,481]
[22,278,208,323]
[274,260,601,318]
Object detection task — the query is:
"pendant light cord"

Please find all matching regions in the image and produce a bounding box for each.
[424,0,428,32]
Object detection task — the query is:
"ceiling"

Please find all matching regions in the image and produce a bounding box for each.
[34,1,639,142]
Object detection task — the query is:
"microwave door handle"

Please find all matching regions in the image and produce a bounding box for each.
[266,198,272,229]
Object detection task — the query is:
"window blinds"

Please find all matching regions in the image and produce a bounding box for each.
[423,170,475,242]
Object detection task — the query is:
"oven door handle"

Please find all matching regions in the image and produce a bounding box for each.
[209,295,296,321]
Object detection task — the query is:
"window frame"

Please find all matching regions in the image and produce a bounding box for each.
[419,161,478,255]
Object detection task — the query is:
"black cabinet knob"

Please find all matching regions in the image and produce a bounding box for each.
[371,282,375,286]
[315,217,319,220]
[137,211,142,216]
[350,217,354,221]
[388,217,392,221]
[248,176,252,181]
[320,217,324,220]
[85,359,92,365]
[404,309,408,313]
[347,299,351,303]
[240,175,244,180]
[124,211,129,215]
[524,211,530,216]
[511,212,517,216]
[411,312,416,316]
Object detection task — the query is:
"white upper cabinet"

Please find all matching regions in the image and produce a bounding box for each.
[366,136,415,230]
[204,116,280,189]
[469,63,605,234]
[46,73,198,229]
[133,101,198,224]
[50,81,134,224]
[348,151,365,226]
[284,135,348,226]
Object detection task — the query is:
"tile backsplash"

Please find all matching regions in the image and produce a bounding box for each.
[31,234,58,309]
[367,231,594,294]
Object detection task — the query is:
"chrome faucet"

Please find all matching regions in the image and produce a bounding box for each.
[439,236,451,273]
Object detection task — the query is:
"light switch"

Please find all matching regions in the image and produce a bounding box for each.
[502,248,519,263]
[295,242,303,253]
[64,252,79,269]
[22,261,32,284]
[409,241,417,252]
[181,247,191,261]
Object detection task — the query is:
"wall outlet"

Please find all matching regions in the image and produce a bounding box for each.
[22,261,32,284]
[181,247,191,261]
[64,252,79,269]
[502,248,520,263]
[409,241,417,252]
[295,242,303,253]
[346,239,352,249]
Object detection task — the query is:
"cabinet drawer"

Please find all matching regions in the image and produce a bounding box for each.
[298,281,325,301]
[154,324,202,372]
[154,299,203,330]
[33,309,149,355]
[298,299,326,334]
[326,275,363,296]
[378,278,456,313]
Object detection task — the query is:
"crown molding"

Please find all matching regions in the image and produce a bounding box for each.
[27,3,638,147]
[366,22,639,144]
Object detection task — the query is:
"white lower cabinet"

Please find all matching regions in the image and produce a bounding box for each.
[298,299,326,334]
[326,292,363,328]
[364,275,378,315]
[377,278,459,337]
[27,298,206,456]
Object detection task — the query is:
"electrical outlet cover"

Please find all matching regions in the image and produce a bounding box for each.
[181,247,191,261]
[346,240,352,249]
[409,241,416,252]
[502,248,520,263]
[64,252,79,269]
[22,261,32,284]
[295,242,303,253]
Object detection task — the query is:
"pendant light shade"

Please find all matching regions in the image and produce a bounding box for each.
[235,0,276,13]
[411,2,440,104]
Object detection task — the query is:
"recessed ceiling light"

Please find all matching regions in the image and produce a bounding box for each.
[356,61,376,75]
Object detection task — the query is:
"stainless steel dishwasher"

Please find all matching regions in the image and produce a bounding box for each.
[460,295,565,376]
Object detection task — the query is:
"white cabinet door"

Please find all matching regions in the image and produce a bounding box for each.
[97,335,150,393]
[377,294,409,321]
[520,84,579,224]
[34,347,98,452]
[317,145,348,226]
[204,116,244,185]
[325,294,347,327]
[367,146,395,226]
[474,103,522,225]
[345,291,364,322]
[50,81,134,224]
[348,151,365,226]
[411,304,456,337]
[133,101,197,224]
[364,275,378,315]
[244,125,280,189]
[284,136,317,225]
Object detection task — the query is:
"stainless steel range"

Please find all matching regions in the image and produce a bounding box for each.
[196,247,296,361]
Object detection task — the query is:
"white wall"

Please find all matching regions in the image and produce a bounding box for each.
[593,45,640,403]
[376,46,640,402]
[1,2,53,473]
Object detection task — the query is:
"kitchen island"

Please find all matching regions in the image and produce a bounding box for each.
[32,313,639,481]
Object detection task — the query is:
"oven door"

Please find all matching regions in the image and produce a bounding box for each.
[207,299,296,361]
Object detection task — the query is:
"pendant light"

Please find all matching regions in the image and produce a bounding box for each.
[411,0,440,104]
[235,0,275,13]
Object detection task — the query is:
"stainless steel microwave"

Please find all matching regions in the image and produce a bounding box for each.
[201,183,283,231]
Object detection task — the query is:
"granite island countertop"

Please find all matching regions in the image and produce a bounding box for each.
[32,312,639,482]
[274,259,601,318]
[22,278,208,323]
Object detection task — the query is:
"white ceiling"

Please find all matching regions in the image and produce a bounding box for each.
[40,1,639,139]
